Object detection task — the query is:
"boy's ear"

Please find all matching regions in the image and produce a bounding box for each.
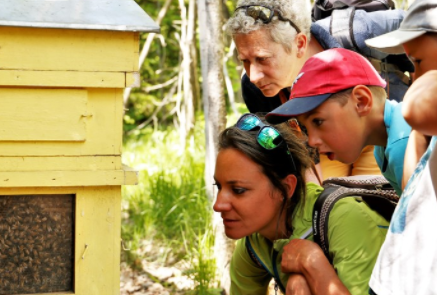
[282,174,297,200]
[352,85,373,117]
[295,33,307,58]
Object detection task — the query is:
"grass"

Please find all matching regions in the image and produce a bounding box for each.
[121,118,219,294]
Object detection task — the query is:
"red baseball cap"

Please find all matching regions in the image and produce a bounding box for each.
[265,48,386,124]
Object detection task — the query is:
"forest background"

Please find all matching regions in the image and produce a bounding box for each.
[121,0,410,294]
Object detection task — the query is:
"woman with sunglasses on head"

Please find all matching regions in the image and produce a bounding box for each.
[213,114,389,295]
[226,0,413,181]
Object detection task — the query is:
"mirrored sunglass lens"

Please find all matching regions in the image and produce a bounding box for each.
[258,127,282,150]
[237,115,261,131]
[247,6,271,22]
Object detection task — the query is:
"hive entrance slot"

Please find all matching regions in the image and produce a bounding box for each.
[0,194,75,294]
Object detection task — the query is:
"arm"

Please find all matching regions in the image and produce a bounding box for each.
[281,197,389,294]
[281,239,351,295]
[286,274,312,295]
[402,70,437,135]
[402,70,437,196]
[402,130,430,189]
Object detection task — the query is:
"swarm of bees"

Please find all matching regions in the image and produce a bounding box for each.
[0,194,74,294]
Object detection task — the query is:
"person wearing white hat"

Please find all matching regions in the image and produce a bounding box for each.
[365,1,437,294]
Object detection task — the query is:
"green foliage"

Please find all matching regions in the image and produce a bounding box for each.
[183,228,222,295]
[125,0,245,132]
[121,119,218,293]
[125,0,199,131]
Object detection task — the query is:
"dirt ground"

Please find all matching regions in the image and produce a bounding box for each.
[120,260,194,295]
[120,262,282,295]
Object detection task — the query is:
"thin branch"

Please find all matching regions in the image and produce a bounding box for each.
[142,76,178,92]
[127,79,178,135]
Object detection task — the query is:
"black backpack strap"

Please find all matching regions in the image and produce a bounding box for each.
[329,7,359,52]
[312,177,399,262]
[312,185,346,262]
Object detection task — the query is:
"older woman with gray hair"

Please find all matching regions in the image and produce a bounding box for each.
[227,0,313,99]
[226,0,412,181]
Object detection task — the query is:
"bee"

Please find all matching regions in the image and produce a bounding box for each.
[11,272,18,282]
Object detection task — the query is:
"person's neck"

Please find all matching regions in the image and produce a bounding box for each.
[306,34,324,59]
[284,35,325,91]
[366,99,388,147]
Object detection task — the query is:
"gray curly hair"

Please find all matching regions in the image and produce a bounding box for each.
[226,0,312,53]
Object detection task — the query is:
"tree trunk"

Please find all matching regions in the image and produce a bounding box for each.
[174,0,199,148]
[197,0,233,293]
[223,40,239,116]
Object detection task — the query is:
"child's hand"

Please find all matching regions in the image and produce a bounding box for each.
[402,70,437,136]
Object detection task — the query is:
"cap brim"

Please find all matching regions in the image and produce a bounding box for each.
[265,93,331,124]
[365,30,426,54]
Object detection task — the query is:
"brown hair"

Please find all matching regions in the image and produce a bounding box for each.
[218,118,312,235]
[329,86,387,105]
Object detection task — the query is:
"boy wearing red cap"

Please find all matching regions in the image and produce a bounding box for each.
[266,47,411,196]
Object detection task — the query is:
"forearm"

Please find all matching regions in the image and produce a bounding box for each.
[402,70,437,136]
[402,130,430,188]
[281,239,350,295]
[301,255,351,295]
[286,274,312,295]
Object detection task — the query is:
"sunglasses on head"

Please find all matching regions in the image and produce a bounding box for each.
[235,5,301,33]
[236,113,284,150]
[236,113,297,170]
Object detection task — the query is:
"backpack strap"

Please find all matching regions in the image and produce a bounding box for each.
[329,7,359,52]
[312,184,343,262]
[312,176,399,261]
[245,237,285,293]
[245,237,264,269]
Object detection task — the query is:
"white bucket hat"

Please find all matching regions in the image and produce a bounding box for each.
[365,0,437,54]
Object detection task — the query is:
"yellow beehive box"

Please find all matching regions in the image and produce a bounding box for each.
[0,0,159,294]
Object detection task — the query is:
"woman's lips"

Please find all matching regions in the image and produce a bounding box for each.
[222,218,239,227]
[258,83,271,90]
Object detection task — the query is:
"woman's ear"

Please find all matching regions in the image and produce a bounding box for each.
[295,33,307,58]
[352,85,373,117]
[282,174,298,200]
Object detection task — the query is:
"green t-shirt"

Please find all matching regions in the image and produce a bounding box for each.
[230,182,389,295]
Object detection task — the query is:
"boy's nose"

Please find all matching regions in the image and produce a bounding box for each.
[308,134,322,148]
